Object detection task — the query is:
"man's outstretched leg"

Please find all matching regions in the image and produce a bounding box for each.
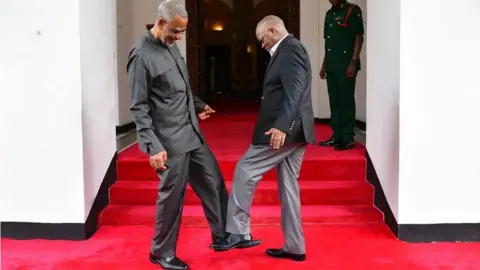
[211,144,299,251]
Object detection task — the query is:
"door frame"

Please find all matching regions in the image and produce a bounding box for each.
[185,0,300,97]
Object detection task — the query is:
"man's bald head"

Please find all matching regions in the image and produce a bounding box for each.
[256,15,289,52]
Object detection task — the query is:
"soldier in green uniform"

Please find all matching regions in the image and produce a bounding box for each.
[318,0,364,150]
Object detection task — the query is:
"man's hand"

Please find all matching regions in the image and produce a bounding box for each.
[150,151,168,171]
[346,63,357,79]
[198,104,216,120]
[265,128,286,149]
[319,67,326,80]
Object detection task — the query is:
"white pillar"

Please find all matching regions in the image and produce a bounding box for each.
[367,0,480,227]
[0,0,117,231]
[366,0,401,220]
[398,0,480,225]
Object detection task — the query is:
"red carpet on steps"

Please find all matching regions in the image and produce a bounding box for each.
[3,112,480,269]
[101,116,381,227]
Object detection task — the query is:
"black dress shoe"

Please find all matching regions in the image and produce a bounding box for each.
[319,136,336,146]
[210,236,225,251]
[211,235,223,245]
[209,233,262,251]
[266,248,306,261]
[149,254,188,269]
[334,141,355,151]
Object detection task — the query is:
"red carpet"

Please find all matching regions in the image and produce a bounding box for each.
[3,112,480,269]
[101,115,380,226]
[3,225,480,269]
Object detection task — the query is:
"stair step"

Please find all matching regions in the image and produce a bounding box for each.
[100,205,383,226]
[110,180,374,206]
[117,159,366,182]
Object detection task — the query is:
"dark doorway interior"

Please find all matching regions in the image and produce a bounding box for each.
[256,43,270,92]
[204,45,232,99]
[185,0,300,107]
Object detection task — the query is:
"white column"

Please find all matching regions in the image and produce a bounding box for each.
[79,0,118,220]
[365,0,401,219]
[398,0,480,224]
[368,0,480,225]
[0,0,117,223]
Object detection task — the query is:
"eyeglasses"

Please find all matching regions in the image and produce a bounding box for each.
[258,28,275,44]
[169,28,186,35]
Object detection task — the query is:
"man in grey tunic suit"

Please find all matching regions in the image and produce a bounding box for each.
[210,16,315,262]
[127,1,228,269]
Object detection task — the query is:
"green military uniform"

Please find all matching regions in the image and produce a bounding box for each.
[324,1,364,147]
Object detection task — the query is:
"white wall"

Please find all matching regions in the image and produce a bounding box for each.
[300,0,321,117]
[80,0,118,220]
[0,0,85,223]
[116,0,186,126]
[365,0,400,220]
[0,0,117,223]
[368,0,480,225]
[350,0,367,122]
[116,0,135,126]
[398,0,480,224]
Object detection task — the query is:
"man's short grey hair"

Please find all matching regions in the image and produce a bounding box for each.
[256,15,286,32]
[157,0,188,22]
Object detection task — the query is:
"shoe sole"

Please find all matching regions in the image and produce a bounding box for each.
[265,252,307,262]
[266,254,306,262]
[334,144,355,151]
[149,258,189,270]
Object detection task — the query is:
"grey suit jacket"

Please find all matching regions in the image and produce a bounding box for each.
[127,33,206,156]
[252,35,316,145]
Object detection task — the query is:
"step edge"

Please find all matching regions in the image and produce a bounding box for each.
[102,204,381,211]
[110,181,373,190]
[118,158,367,163]
[113,179,370,184]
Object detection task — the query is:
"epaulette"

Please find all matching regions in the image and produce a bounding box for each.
[339,3,358,27]
[327,2,357,12]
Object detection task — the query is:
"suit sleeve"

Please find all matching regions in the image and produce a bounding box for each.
[273,44,308,133]
[128,55,164,156]
[193,96,207,113]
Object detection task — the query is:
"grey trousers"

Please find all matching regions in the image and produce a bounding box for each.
[225,143,307,254]
[151,144,229,258]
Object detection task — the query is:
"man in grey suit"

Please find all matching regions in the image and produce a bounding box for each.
[210,15,315,262]
[127,1,228,269]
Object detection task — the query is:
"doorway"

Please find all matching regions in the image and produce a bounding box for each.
[185,0,300,105]
[205,45,232,99]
